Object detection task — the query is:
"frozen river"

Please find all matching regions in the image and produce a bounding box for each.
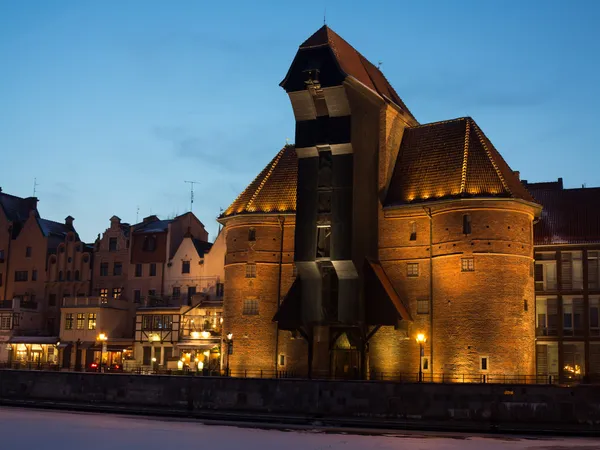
[0,407,597,450]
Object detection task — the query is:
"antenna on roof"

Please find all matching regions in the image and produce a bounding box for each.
[136,206,140,223]
[323,7,326,25]
[33,178,39,197]
[377,61,383,69]
[184,180,201,212]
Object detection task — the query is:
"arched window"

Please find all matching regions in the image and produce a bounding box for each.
[409,222,417,241]
[463,214,472,235]
[58,271,64,281]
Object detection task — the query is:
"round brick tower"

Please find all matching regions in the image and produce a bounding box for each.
[218,146,308,376]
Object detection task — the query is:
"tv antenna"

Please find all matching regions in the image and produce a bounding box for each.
[136,206,140,223]
[33,178,39,197]
[184,180,201,212]
[377,61,383,69]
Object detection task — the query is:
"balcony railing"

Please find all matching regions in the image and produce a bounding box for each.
[62,296,129,309]
[0,299,38,310]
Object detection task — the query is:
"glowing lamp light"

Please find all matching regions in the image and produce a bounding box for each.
[151,357,157,363]
[416,333,426,344]
[198,361,204,370]
[177,360,183,370]
[191,331,200,339]
[226,332,233,341]
[201,331,211,339]
[203,350,210,357]
[98,333,108,341]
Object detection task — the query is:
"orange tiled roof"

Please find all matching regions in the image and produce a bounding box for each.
[288,26,416,122]
[385,117,536,206]
[221,145,298,218]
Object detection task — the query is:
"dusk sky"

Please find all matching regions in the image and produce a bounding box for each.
[1,0,599,243]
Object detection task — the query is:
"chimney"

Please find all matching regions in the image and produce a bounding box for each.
[65,216,74,228]
[557,177,564,189]
[513,171,520,181]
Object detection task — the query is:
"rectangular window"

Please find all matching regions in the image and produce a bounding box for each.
[112,288,122,299]
[163,315,173,330]
[243,298,259,315]
[590,297,600,337]
[32,270,37,281]
[76,313,85,330]
[142,347,151,365]
[99,288,108,299]
[182,261,190,274]
[65,313,73,330]
[480,356,489,371]
[153,315,163,330]
[536,296,558,336]
[245,263,257,278]
[417,297,429,314]
[0,315,11,330]
[14,271,28,282]
[216,282,224,297]
[48,294,56,307]
[135,264,142,277]
[407,263,419,277]
[113,262,122,276]
[149,263,157,277]
[588,251,600,289]
[100,263,108,277]
[172,286,181,298]
[148,289,156,297]
[134,289,141,303]
[109,237,118,251]
[25,246,32,257]
[562,297,584,336]
[316,226,331,259]
[248,228,256,242]
[142,315,152,331]
[422,357,429,371]
[461,258,474,272]
[279,354,286,367]
[88,313,97,330]
[562,342,585,380]
[561,251,583,290]
[463,214,472,235]
[409,222,417,241]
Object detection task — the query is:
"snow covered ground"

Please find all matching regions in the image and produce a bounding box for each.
[0,407,597,450]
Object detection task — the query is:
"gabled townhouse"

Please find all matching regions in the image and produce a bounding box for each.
[92,216,130,300]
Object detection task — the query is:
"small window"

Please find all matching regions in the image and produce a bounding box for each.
[32,270,37,281]
[100,262,109,277]
[480,356,489,371]
[407,263,419,277]
[113,262,122,276]
[99,288,108,299]
[148,289,156,297]
[422,357,429,371]
[524,299,528,311]
[64,313,73,330]
[142,315,152,331]
[143,236,157,252]
[58,271,64,281]
[316,225,331,259]
[109,237,118,252]
[15,271,28,282]
[409,222,417,241]
[150,263,157,277]
[463,214,472,235]
[135,264,142,277]
[66,271,71,281]
[133,289,141,303]
[243,298,259,315]
[248,228,256,242]
[279,354,286,367]
[182,261,190,274]
[417,298,429,314]
[88,313,97,330]
[246,263,257,278]
[25,246,32,257]
[172,286,181,298]
[113,288,122,299]
[461,257,475,272]
[76,313,85,330]
[74,270,80,281]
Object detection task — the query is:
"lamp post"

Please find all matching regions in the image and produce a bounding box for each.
[416,333,426,382]
[225,332,233,376]
[98,333,108,373]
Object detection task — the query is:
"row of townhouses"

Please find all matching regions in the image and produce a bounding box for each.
[0,188,225,372]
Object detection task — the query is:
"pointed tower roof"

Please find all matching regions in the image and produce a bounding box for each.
[284,25,415,121]
[220,145,298,219]
[385,117,536,206]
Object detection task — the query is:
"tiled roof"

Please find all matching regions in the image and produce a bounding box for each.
[37,218,76,238]
[385,117,535,206]
[220,145,298,218]
[526,181,600,245]
[294,25,416,122]
[133,219,172,234]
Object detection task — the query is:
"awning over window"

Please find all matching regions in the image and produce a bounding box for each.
[365,260,412,325]
[8,336,59,345]
[273,277,302,330]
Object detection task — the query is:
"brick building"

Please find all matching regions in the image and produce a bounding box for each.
[219,25,543,380]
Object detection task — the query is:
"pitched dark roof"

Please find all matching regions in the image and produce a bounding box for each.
[37,218,76,238]
[525,180,600,245]
[133,219,172,234]
[294,25,416,122]
[385,117,535,206]
[192,238,213,257]
[220,145,298,219]
[0,192,38,223]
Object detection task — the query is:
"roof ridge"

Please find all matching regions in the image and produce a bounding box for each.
[460,119,470,194]
[408,117,467,130]
[469,120,512,196]
[246,147,285,213]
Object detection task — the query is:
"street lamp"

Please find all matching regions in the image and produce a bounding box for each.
[97,333,108,373]
[225,332,233,376]
[416,333,426,382]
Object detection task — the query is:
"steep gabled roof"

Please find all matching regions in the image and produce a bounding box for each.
[220,145,298,219]
[525,181,600,245]
[385,117,535,206]
[0,192,38,223]
[286,25,416,122]
[192,238,213,257]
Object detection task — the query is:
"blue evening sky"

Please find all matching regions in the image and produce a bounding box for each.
[1,1,599,242]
